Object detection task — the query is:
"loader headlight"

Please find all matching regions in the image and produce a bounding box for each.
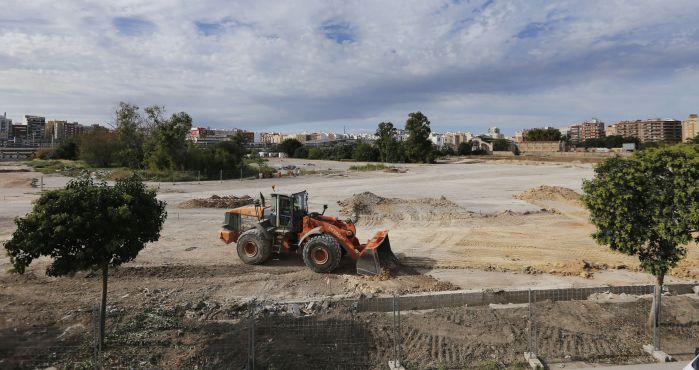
[345,230,354,237]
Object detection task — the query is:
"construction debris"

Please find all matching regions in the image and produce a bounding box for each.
[178,195,254,209]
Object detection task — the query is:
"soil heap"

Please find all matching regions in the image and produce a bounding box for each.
[513,185,581,204]
[178,195,254,209]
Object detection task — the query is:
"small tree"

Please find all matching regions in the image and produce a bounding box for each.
[278,138,303,157]
[457,141,472,155]
[405,112,434,163]
[4,176,167,347]
[582,145,699,327]
[79,129,118,167]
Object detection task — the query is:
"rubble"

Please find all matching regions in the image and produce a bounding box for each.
[177,194,254,209]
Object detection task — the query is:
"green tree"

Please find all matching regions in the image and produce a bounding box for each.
[582,145,699,326]
[51,136,80,160]
[375,122,398,162]
[4,176,167,347]
[307,147,322,159]
[524,128,562,142]
[145,110,192,171]
[687,135,699,144]
[79,129,118,167]
[293,146,309,159]
[404,112,434,163]
[492,138,511,151]
[278,138,303,157]
[352,142,380,161]
[114,102,145,169]
[457,141,472,155]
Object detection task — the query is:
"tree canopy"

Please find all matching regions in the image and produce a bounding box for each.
[4,176,167,346]
[582,145,699,325]
[404,112,434,163]
[278,138,304,157]
[524,128,562,142]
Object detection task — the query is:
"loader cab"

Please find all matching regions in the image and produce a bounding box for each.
[270,191,308,232]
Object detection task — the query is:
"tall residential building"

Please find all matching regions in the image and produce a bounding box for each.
[45,120,83,140]
[612,119,682,144]
[568,119,605,143]
[606,124,618,136]
[682,114,699,143]
[0,112,12,139]
[443,131,473,147]
[23,115,46,144]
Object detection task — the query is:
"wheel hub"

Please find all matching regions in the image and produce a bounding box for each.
[243,241,258,257]
[311,247,329,265]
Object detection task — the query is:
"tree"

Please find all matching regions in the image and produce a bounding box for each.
[79,129,118,167]
[582,145,699,328]
[688,135,699,144]
[524,128,561,142]
[293,146,309,159]
[114,102,145,169]
[375,122,397,162]
[145,110,192,171]
[457,141,472,155]
[492,139,511,151]
[404,112,434,163]
[352,142,380,162]
[278,138,303,158]
[4,176,167,347]
[51,136,80,160]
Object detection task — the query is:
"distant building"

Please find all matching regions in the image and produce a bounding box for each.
[261,132,284,145]
[24,115,46,144]
[9,124,28,143]
[517,141,565,153]
[613,118,682,144]
[568,119,605,143]
[488,127,504,139]
[606,124,618,136]
[45,120,83,140]
[429,132,444,148]
[682,114,699,143]
[443,131,473,147]
[0,112,12,139]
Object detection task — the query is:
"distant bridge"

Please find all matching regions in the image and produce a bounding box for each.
[0,147,38,161]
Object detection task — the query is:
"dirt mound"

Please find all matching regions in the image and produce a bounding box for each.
[178,195,253,209]
[513,185,581,204]
[337,192,474,225]
[383,167,407,173]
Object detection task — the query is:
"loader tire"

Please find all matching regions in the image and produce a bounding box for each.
[236,229,272,265]
[302,234,342,273]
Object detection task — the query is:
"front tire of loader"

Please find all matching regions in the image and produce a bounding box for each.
[236,229,272,265]
[302,234,342,273]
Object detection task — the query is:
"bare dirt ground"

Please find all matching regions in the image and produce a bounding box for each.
[1,159,698,368]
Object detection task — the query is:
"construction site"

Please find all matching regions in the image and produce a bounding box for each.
[1,158,698,369]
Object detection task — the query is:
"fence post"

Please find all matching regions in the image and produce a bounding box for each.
[390,294,402,369]
[240,167,243,181]
[652,284,663,350]
[92,304,101,370]
[197,170,200,184]
[220,169,223,183]
[528,289,532,355]
[40,175,44,192]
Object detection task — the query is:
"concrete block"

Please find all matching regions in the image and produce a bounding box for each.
[523,352,544,369]
[693,285,699,295]
[387,360,405,370]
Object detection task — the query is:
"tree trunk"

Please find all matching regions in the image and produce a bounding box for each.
[647,274,664,343]
[100,263,108,349]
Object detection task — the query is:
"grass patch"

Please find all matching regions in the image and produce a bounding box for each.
[26,159,89,176]
[348,163,389,171]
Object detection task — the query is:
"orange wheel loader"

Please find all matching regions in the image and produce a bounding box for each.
[218,191,398,275]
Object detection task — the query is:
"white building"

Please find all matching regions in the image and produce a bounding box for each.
[429,132,444,147]
[488,127,504,139]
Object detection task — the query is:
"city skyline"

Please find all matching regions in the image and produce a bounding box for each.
[2,1,699,133]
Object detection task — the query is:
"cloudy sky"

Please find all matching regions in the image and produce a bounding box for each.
[1,0,698,134]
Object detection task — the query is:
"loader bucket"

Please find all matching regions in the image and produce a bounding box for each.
[356,231,399,276]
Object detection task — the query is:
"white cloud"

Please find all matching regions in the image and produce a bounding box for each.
[0,0,698,133]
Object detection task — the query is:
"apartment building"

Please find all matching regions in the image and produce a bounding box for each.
[443,131,474,147]
[568,119,605,143]
[611,119,682,144]
[0,112,11,139]
[44,120,83,140]
[683,114,699,142]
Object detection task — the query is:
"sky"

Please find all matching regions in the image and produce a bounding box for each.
[1,0,698,135]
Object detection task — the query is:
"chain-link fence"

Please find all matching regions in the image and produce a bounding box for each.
[2,284,697,369]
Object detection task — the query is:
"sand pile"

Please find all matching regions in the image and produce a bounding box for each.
[383,167,407,173]
[337,192,474,225]
[178,195,253,209]
[513,185,581,204]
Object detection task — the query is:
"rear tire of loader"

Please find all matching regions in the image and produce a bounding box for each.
[236,229,271,265]
[302,234,342,273]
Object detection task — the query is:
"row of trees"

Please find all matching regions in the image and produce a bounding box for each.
[274,112,493,163]
[44,103,251,179]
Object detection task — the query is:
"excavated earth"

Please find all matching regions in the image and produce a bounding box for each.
[2,160,698,368]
